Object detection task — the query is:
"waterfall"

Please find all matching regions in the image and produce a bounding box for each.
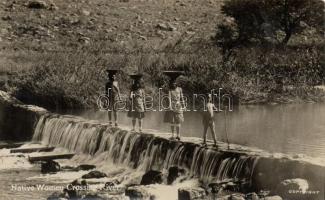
[33,114,259,183]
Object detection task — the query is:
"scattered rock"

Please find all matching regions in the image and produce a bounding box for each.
[156,31,165,38]
[156,23,176,31]
[79,36,90,44]
[183,21,191,25]
[167,166,186,185]
[49,2,58,10]
[1,28,8,35]
[82,170,107,179]
[264,196,283,200]
[76,164,96,171]
[140,170,163,185]
[41,160,60,173]
[125,186,155,200]
[178,187,206,200]
[139,35,147,41]
[168,24,177,31]
[27,0,47,9]
[2,15,11,21]
[82,10,91,16]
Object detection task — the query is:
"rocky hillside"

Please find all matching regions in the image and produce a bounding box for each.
[0,0,222,55]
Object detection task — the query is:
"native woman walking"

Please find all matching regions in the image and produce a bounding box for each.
[163,71,185,140]
[105,69,121,127]
[128,74,146,133]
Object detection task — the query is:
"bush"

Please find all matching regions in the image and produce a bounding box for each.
[214,0,324,52]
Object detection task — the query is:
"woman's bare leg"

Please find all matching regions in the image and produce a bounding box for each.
[139,119,143,132]
[176,125,181,139]
[171,125,175,138]
[203,125,208,144]
[132,117,136,131]
[108,111,112,125]
[209,123,217,145]
[113,111,118,126]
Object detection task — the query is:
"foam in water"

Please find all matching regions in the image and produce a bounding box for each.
[0,149,33,170]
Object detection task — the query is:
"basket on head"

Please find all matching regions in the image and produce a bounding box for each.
[163,70,184,83]
[106,69,119,79]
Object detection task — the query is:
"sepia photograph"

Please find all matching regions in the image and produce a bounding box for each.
[0,0,324,199]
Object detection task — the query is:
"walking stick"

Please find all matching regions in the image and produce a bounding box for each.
[224,106,230,150]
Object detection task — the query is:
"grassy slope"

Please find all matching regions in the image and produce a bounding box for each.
[0,0,224,108]
[0,0,324,109]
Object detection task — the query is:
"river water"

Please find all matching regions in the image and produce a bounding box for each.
[78,103,325,160]
[0,103,324,200]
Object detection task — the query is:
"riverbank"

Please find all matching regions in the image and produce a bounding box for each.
[0,0,324,110]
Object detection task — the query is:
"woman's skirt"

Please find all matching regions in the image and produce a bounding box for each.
[128,111,145,119]
[164,111,184,124]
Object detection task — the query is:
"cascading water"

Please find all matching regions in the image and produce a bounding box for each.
[33,113,259,184]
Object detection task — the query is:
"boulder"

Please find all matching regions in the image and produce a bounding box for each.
[178,187,206,200]
[61,165,75,171]
[229,193,245,200]
[82,170,107,179]
[264,196,283,200]
[41,160,60,173]
[246,192,259,200]
[102,181,118,191]
[125,186,155,200]
[104,182,115,188]
[27,0,47,9]
[65,179,88,199]
[140,170,163,185]
[76,164,96,171]
[167,166,186,185]
[208,183,224,194]
[223,181,240,192]
[47,191,67,200]
[257,190,270,198]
